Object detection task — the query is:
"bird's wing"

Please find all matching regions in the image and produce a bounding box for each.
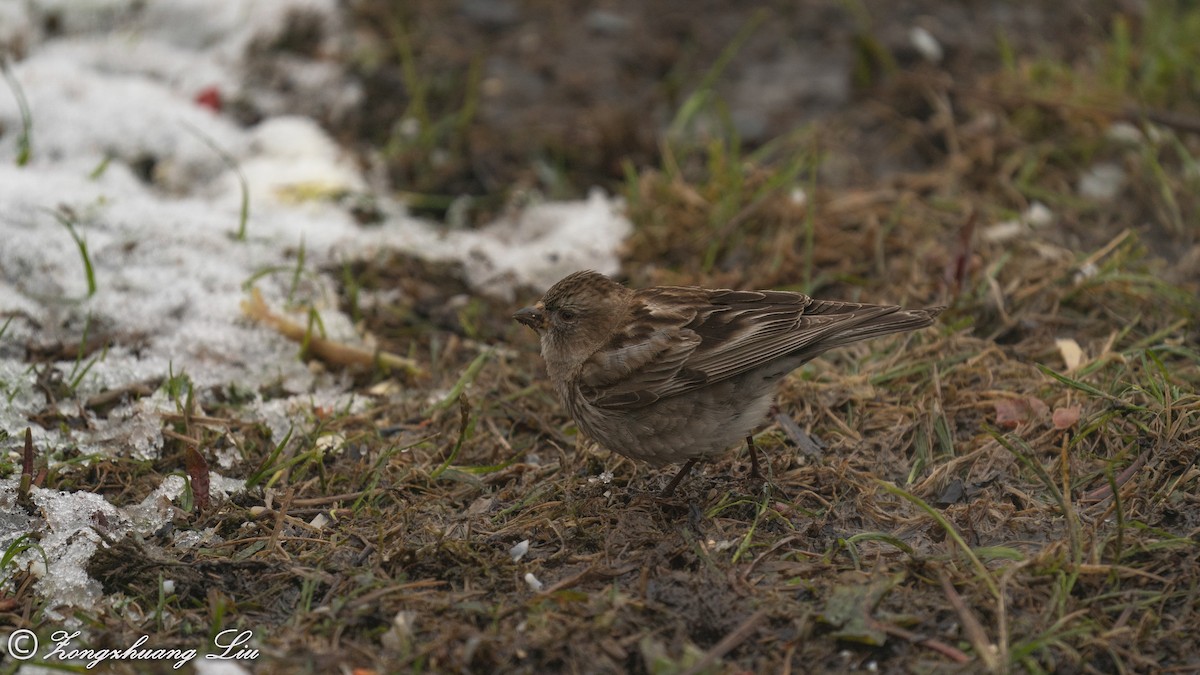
[576,301,705,410]
[579,286,937,411]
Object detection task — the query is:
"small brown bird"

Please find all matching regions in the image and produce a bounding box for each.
[514,270,943,496]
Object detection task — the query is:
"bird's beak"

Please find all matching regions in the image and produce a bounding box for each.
[513,303,547,332]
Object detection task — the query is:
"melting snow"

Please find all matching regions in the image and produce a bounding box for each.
[0,0,630,620]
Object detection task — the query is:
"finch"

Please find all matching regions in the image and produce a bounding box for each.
[514,270,943,496]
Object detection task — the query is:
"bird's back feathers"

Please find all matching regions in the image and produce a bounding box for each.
[578,284,942,412]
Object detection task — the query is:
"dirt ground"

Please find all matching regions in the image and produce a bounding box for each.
[11,1,1200,673]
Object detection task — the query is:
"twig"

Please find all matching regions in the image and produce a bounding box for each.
[938,568,998,672]
[771,405,823,457]
[85,377,164,411]
[1079,450,1149,506]
[868,617,971,664]
[540,564,639,595]
[679,608,768,675]
[241,287,425,377]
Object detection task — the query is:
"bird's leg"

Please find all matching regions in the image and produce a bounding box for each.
[746,435,764,484]
[660,459,698,497]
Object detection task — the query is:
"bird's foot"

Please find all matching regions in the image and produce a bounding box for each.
[659,458,698,498]
[745,435,766,488]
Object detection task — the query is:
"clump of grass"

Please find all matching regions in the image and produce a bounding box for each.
[373,5,485,218]
[622,12,823,290]
[50,206,97,299]
[65,314,102,393]
[1105,1,1200,108]
[184,121,251,240]
[1,57,32,166]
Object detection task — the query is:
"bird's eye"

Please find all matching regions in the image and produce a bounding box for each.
[558,308,577,321]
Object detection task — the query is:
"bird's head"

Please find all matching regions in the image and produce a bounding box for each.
[514,270,632,373]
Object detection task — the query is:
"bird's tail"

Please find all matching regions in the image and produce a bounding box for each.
[823,305,944,348]
[792,301,944,359]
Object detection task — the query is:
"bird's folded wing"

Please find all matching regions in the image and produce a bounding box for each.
[579,288,919,411]
[681,308,890,384]
[577,329,703,409]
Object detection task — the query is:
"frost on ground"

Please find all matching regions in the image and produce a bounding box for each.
[0,0,629,620]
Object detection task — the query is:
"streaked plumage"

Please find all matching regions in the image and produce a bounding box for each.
[514,270,943,494]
